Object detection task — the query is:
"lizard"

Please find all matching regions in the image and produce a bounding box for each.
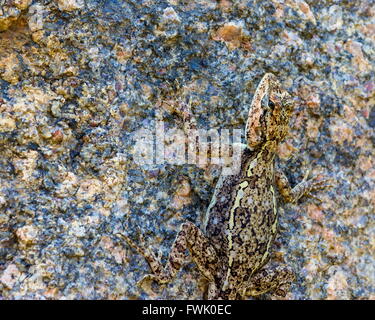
[118,73,330,299]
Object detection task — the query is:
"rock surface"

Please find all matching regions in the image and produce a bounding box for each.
[0,0,374,299]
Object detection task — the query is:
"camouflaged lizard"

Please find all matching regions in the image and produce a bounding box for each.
[118,73,329,300]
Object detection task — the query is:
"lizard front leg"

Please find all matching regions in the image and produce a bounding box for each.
[275,167,331,203]
[118,221,218,286]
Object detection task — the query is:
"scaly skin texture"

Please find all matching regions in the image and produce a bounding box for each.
[118,73,330,300]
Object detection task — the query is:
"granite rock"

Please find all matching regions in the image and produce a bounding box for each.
[0,0,373,300]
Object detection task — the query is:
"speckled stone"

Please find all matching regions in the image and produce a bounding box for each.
[0,0,32,31]
[0,0,374,300]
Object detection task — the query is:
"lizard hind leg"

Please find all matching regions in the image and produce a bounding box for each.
[118,221,218,288]
[243,262,295,298]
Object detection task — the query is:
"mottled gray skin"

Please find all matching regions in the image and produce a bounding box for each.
[119,73,329,300]
[204,144,283,299]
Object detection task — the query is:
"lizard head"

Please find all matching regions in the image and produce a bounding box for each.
[245,73,294,149]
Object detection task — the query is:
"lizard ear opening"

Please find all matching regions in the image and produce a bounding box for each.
[268,99,275,110]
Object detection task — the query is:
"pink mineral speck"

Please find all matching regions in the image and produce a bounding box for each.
[16,225,38,245]
[0,264,21,289]
[327,268,350,300]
